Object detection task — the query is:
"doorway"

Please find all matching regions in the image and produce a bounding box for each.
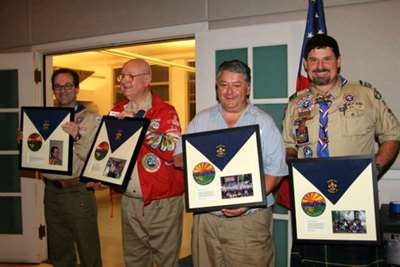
[47,38,196,266]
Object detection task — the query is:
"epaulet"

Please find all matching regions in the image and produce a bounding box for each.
[359,80,373,89]
[358,80,383,100]
[288,92,297,101]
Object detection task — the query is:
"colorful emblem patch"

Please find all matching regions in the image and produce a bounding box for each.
[27,133,43,151]
[344,93,354,103]
[150,119,160,130]
[94,141,109,161]
[192,162,215,185]
[327,179,339,193]
[142,153,161,173]
[301,192,326,217]
[303,146,313,158]
[296,125,309,145]
[297,94,314,114]
[216,144,226,158]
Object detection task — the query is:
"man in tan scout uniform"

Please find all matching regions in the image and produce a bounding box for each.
[283,34,400,266]
[42,68,102,267]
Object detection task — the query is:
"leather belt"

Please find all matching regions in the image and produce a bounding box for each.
[46,177,80,188]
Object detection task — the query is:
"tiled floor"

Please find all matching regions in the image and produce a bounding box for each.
[0,189,192,267]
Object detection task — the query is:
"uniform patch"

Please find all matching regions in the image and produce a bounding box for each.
[303,146,313,158]
[301,192,326,217]
[296,94,315,117]
[94,141,109,161]
[142,153,161,173]
[192,162,215,185]
[296,125,309,145]
[150,119,160,130]
[343,93,354,103]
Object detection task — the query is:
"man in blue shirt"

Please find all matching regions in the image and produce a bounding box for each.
[174,60,288,267]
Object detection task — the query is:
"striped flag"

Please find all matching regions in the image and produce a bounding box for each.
[276,0,328,210]
[296,0,327,91]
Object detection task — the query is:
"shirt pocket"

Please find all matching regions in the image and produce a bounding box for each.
[341,109,374,136]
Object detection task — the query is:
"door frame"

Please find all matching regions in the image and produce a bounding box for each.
[32,22,208,107]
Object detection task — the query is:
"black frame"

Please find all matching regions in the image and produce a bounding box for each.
[289,155,381,245]
[80,116,149,190]
[19,106,74,175]
[182,125,266,213]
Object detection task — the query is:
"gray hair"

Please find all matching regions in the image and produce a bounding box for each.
[216,60,251,84]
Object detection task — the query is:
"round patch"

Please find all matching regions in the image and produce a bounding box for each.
[142,153,161,173]
[27,133,43,151]
[150,120,160,130]
[192,162,215,185]
[344,93,354,102]
[297,94,314,113]
[94,141,109,161]
[301,192,326,217]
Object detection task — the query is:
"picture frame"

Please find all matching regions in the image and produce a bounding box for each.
[19,106,74,175]
[182,125,266,213]
[289,155,381,244]
[80,116,149,190]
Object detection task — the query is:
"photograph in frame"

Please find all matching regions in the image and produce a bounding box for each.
[289,155,380,244]
[182,125,266,213]
[80,116,149,190]
[19,107,74,175]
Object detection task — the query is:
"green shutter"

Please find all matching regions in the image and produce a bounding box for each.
[215,48,248,72]
[253,45,288,99]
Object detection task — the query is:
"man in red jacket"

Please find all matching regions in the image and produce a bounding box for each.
[111,59,184,267]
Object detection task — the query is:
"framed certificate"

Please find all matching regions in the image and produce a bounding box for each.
[182,125,266,213]
[289,155,381,244]
[80,116,149,190]
[19,107,74,175]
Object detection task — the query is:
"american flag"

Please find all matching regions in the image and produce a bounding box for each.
[296,0,327,91]
[276,0,328,210]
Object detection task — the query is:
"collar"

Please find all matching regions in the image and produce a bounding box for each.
[125,93,152,113]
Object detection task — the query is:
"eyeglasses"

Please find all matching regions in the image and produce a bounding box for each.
[116,72,148,83]
[53,83,75,91]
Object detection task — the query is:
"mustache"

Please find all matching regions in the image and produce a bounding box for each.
[313,68,329,73]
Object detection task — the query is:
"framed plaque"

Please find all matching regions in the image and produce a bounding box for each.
[289,155,381,244]
[19,107,74,175]
[182,125,266,213]
[80,116,149,190]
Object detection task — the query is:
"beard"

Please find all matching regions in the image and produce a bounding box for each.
[310,68,334,86]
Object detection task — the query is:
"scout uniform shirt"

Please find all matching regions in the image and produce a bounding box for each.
[43,104,101,181]
[283,80,400,159]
